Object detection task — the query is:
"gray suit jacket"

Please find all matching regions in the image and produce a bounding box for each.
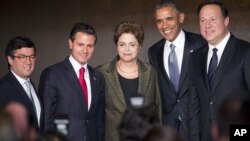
[97,57,161,141]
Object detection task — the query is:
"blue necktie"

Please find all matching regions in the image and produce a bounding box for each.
[168,44,179,92]
[207,48,218,90]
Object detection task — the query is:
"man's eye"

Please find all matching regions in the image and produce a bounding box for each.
[210,18,215,22]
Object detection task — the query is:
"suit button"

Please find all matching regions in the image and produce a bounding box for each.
[210,101,213,105]
[86,120,89,123]
[177,99,180,102]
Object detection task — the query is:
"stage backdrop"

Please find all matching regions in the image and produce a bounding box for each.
[1,0,250,85]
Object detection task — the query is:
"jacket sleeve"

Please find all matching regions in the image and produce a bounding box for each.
[188,53,201,141]
[38,68,58,134]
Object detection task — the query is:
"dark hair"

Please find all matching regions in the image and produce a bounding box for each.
[155,0,181,13]
[216,92,250,136]
[113,21,144,46]
[144,126,182,141]
[42,131,69,141]
[119,105,160,141]
[197,1,229,18]
[69,22,97,44]
[5,36,36,58]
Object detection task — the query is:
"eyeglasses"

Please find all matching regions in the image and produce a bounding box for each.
[12,55,37,62]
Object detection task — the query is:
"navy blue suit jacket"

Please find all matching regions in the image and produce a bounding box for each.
[39,58,105,141]
[0,71,41,131]
[148,31,206,140]
[189,34,250,141]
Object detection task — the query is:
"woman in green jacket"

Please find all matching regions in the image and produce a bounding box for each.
[97,21,161,141]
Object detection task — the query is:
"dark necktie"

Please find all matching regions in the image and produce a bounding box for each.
[207,48,218,90]
[79,67,88,106]
[168,44,180,92]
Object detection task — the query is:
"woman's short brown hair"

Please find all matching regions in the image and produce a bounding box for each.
[114,21,144,46]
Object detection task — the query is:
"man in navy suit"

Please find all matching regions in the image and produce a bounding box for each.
[0,36,41,137]
[148,1,206,140]
[39,23,105,141]
[189,1,250,141]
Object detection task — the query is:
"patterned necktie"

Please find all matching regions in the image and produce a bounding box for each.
[207,48,218,90]
[25,80,37,115]
[79,67,88,106]
[168,44,180,92]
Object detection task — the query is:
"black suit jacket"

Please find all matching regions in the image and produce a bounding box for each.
[0,71,41,131]
[189,34,250,141]
[148,31,206,140]
[39,58,105,141]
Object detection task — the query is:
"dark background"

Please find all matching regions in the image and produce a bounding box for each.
[1,0,250,85]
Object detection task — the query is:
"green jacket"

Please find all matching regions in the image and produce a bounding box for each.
[97,57,162,141]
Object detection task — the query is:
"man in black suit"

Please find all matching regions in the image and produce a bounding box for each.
[39,23,105,141]
[0,36,41,134]
[148,1,206,141]
[189,1,250,141]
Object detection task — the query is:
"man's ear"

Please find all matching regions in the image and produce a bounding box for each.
[68,39,73,49]
[7,56,13,66]
[179,12,185,24]
[224,16,229,27]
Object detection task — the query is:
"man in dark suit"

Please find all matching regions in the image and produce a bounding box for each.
[39,22,105,141]
[0,36,41,136]
[148,1,206,141]
[189,1,250,141]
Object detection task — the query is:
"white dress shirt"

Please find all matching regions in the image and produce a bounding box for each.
[11,70,41,126]
[207,32,231,72]
[164,29,185,76]
[69,55,92,110]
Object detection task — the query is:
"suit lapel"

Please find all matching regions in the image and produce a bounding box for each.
[137,60,149,96]
[178,36,191,93]
[8,72,32,103]
[88,66,98,112]
[106,58,127,107]
[198,46,211,95]
[63,59,88,111]
[156,40,169,81]
[211,36,235,93]
[8,72,38,119]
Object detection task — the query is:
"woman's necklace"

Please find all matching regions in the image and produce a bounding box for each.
[117,61,138,74]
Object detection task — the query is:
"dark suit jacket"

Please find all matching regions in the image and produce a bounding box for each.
[148,31,206,140]
[39,58,105,141]
[189,34,250,141]
[0,71,41,131]
[97,57,161,141]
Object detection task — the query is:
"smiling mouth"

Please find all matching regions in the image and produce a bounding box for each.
[162,28,173,35]
[205,29,215,34]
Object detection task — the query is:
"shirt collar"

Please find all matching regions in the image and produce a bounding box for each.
[166,29,185,48]
[69,55,88,74]
[11,70,29,84]
[208,32,230,51]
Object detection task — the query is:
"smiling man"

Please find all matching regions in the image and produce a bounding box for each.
[39,23,105,141]
[148,1,206,141]
[0,36,41,134]
[189,1,250,141]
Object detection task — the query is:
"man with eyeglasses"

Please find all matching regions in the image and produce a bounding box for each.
[0,36,41,137]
